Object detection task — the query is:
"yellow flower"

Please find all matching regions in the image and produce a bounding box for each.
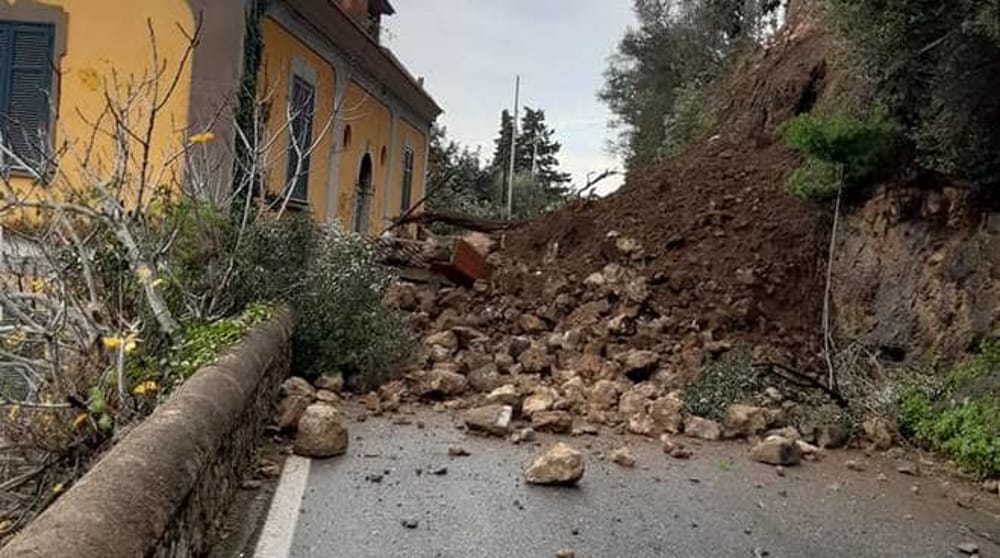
[72,413,89,429]
[123,333,139,354]
[79,68,100,92]
[150,278,166,289]
[189,131,216,144]
[133,380,158,396]
[102,335,123,350]
[52,483,65,494]
[135,265,153,283]
[2,327,26,350]
[29,277,48,293]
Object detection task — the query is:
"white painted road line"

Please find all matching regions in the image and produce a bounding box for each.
[254,455,311,558]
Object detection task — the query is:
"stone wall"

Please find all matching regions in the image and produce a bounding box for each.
[0,309,294,558]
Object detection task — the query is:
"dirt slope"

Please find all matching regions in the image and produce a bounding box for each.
[502,20,837,369]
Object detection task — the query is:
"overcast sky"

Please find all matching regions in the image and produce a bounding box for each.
[385,1,636,194]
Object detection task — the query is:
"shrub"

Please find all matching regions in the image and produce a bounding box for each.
[685,350,763,422]
[829,0,1000,193]
[235,217,413,389]
[783,110,899,202]
[897,340,1000,478]
[785,159,842,202]
[292,225,413,388]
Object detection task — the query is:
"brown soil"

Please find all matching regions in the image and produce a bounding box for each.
[502,20,839,369]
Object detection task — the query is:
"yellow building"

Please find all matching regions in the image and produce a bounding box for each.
[0,0,440,235]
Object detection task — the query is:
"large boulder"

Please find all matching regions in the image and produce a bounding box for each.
[750,435,802,466]
[525,443,585,486]
[314,372,344,393]
[862,416,894,450]
[462,404,513,437]
[294,404,349,458]
[587,380,620,411]
[724,404,768,438]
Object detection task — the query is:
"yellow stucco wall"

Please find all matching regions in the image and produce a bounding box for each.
[335,80,391,235]
[3,0,195,200]
[259,18,337,218]
[387,118,428,222]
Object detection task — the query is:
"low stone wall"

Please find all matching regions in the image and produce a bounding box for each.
[0,309,294,558]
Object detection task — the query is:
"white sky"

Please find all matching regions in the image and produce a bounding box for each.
[384,1,636,195]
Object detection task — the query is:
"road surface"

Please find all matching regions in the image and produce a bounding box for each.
[252,408,999,558]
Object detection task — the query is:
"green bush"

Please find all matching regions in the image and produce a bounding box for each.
[685,351,762,422]
[897,340,1000,478]
[235,217,413,389]
[128,302,275,389]
[785,159,842,202]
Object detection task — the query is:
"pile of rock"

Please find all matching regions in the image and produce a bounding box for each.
[275,374,349,458]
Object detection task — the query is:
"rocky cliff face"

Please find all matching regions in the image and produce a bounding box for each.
[833,184,999,363]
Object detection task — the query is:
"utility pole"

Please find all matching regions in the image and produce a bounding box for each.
[506,75,520,220]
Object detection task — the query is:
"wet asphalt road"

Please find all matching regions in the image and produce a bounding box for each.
[285,410,999,558]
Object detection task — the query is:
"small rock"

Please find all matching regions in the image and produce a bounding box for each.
[532,410,574,434]
[611,446,636,468]
[684,416,723,441]
[814,423,850,449]
[525,443,585,486]
[862,416,894,450]
[724,404,768,438]
[314,372,344,393]
[956,542,979,555]
[281,376,316,398]
[486,384,521,407]
[896,461,919,476]
[618,349,660,381]
[275,394,312,431]
[518,313,548,334]
[751,436,801,466]
[775,466,786,477]
[511,427,537,444]
[293,404,349,458]
[430,466,448,476]
[463,404,514,437]
[365,473,384,483]
[401,518,419,529]
[424,330,459,351]
[421,367,469,398]
[448,445,470,457]
[845,460,866,472]
[523,389,558,417]
[315,389,340,404]
[649,393,684,434]
[556,549,576,558]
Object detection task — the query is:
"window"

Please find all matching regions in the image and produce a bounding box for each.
[400,146,414,212]
[0,21,55,170]
[285,75,315,204]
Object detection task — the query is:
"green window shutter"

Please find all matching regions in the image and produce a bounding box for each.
[0,21,54,168]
